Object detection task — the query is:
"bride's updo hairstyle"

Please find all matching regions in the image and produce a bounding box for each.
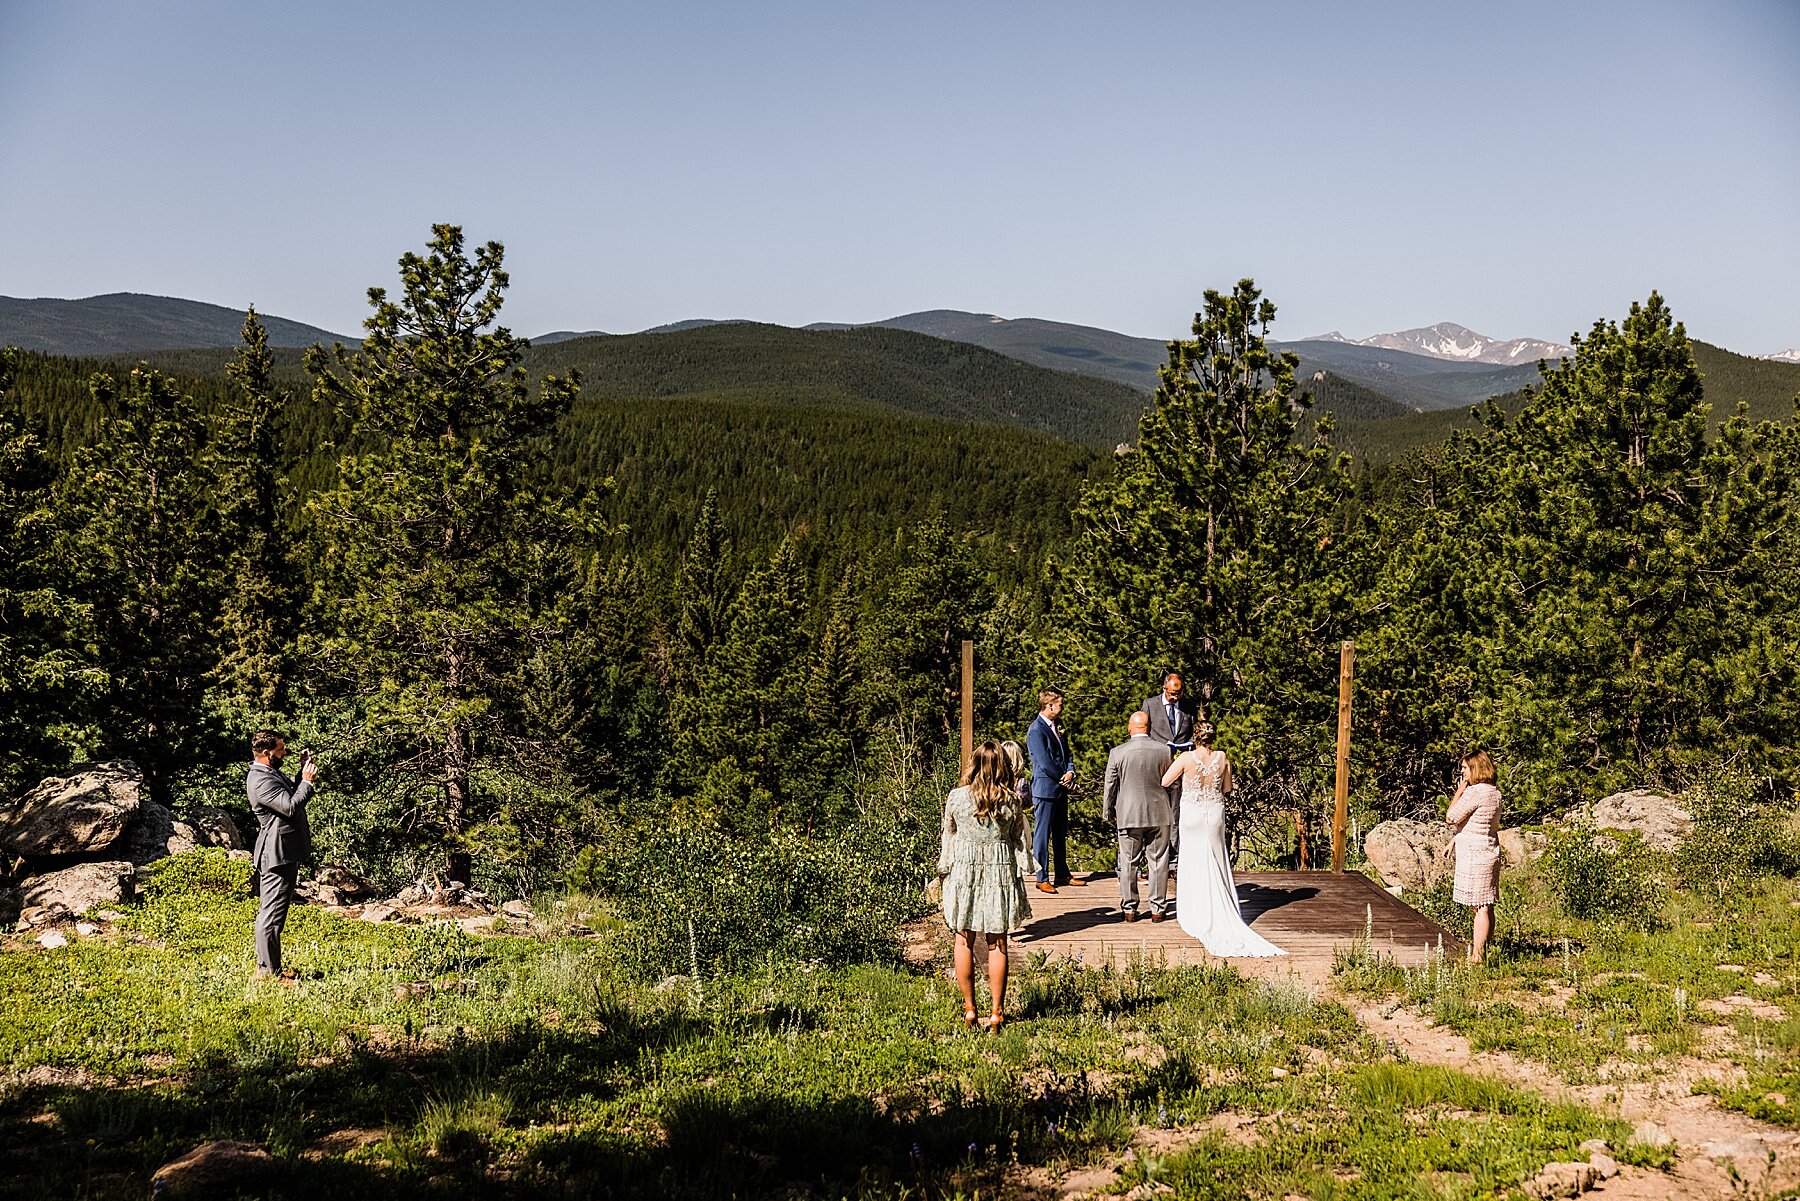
[963,740,1022,835]
[1194,721,1216,748]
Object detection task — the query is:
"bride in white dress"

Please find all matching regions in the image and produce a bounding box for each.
[1159,722,1286,958]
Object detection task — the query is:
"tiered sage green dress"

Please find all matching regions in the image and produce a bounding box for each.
[937,786,1033,933]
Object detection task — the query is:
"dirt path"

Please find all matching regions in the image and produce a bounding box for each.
[1355,998,1800,1200]
[1019,977,1800,1199]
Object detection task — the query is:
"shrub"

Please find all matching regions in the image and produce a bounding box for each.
[596,814,935,977]
[1675,767,1800,900]
[589,753,945,977]
[1539,826,1665,926]
[1408,872,1474,942]
[138,847,251,903]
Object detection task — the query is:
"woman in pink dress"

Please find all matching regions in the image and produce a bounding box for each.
[1446,750,1503,962]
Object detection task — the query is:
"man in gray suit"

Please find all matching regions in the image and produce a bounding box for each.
[1141,670,1196,756]
[1142,670,1196,863]
[1102,711,1175,922]
[246,728,317,980]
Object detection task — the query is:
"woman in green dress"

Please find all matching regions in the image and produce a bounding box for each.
[937,740,1033,1031]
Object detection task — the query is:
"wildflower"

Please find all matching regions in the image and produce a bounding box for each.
[1158,1104,1168,1125]
[968,1142,978,1155]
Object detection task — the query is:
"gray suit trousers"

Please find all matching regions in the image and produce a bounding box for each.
[1117,825,1173,914]
[255,862,298,973]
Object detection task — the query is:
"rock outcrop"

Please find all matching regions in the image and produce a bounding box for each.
[117,797,203,866]
[21,860,136,913]
[1498,827,1548,867]
[1363,818,1454,892]
[300,865,381,907]
[187,804,245,850]
[0,761,144,858]
[150,1140,274,1197]
[1588,788,1691,852]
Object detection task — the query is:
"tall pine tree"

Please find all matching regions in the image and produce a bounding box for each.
[1440,294,1797,802]
[210,308,297,715]
[1046,281,1353,818]
[53,366,225,792]
[303,225,588,882]
[0,350,105,789]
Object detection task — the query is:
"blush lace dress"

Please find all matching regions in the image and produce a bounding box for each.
[1174,752,1286,957]
[1447,782,1503,906]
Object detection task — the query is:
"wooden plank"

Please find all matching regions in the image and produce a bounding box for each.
[960,639,974,775]
[1332,641,1354,872]
[1006,869,1458,981]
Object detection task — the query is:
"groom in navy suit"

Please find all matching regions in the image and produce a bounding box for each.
[1027,688,1083,893]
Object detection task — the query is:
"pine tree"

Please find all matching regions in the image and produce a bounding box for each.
[855,516,993,748]
[1442,294,1798,801]
[0,350,105,789]
[303,225,588,882]
[1047,281,1353,808]
[668,487,732,691]
[53,366,225,791]
[210,308,297,715]
[674,537,817,830]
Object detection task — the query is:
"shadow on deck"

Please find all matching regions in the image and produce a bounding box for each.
[1010,869,1457,982]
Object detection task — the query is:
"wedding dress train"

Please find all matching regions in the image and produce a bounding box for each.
[1175,754,1286,957]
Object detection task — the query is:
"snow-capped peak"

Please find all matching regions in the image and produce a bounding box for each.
[1759,348,1800,364]
[1304,322,1572,366]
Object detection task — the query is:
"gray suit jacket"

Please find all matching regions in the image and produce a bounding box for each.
[247,762,314,871]
[1103,736,1175,829]
[1141,694,1196,753]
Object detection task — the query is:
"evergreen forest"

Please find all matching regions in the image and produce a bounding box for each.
[2,224,1798,972]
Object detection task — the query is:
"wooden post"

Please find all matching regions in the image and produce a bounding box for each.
[1331,640,1355,872]
[960,639,974,776]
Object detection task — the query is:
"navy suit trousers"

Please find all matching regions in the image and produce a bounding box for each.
[1033,792,1069,883]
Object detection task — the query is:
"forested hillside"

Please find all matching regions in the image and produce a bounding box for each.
[2,228,1797,936]
[7,347,1102,575]
[0,293,349,355]
[1320,339,1800,462]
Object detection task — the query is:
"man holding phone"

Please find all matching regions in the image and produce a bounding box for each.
[247,729,318,980]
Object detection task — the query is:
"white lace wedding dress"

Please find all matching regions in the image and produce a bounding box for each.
[1175,752,1286,957]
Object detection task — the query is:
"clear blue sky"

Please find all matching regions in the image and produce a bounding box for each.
[3,0,1796,352]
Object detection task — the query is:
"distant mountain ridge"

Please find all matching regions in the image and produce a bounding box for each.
[1303,322,1572,366]
[808,310,1168,392]
[1760,349,1800,364]
[814,310,1550,411]
[0,293,350,355]
[10,293,1784,425]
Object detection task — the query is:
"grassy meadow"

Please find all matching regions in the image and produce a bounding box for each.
[0,849,1674,1201]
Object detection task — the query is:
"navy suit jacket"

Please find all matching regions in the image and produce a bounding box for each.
[1026,714,1073,800]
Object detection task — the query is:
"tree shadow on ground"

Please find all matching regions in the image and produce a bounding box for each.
[0,1001,700,1201]
[0,997,1188,1201]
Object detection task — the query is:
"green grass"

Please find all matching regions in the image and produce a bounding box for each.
[1121,1061,1659,1200]
[1334,857,1800,1112]
[0,851,1655,1199]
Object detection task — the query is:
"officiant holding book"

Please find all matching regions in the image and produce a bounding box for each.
[1141,670,1196,757]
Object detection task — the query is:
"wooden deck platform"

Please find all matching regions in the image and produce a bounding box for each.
[1011,869,1457,984]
